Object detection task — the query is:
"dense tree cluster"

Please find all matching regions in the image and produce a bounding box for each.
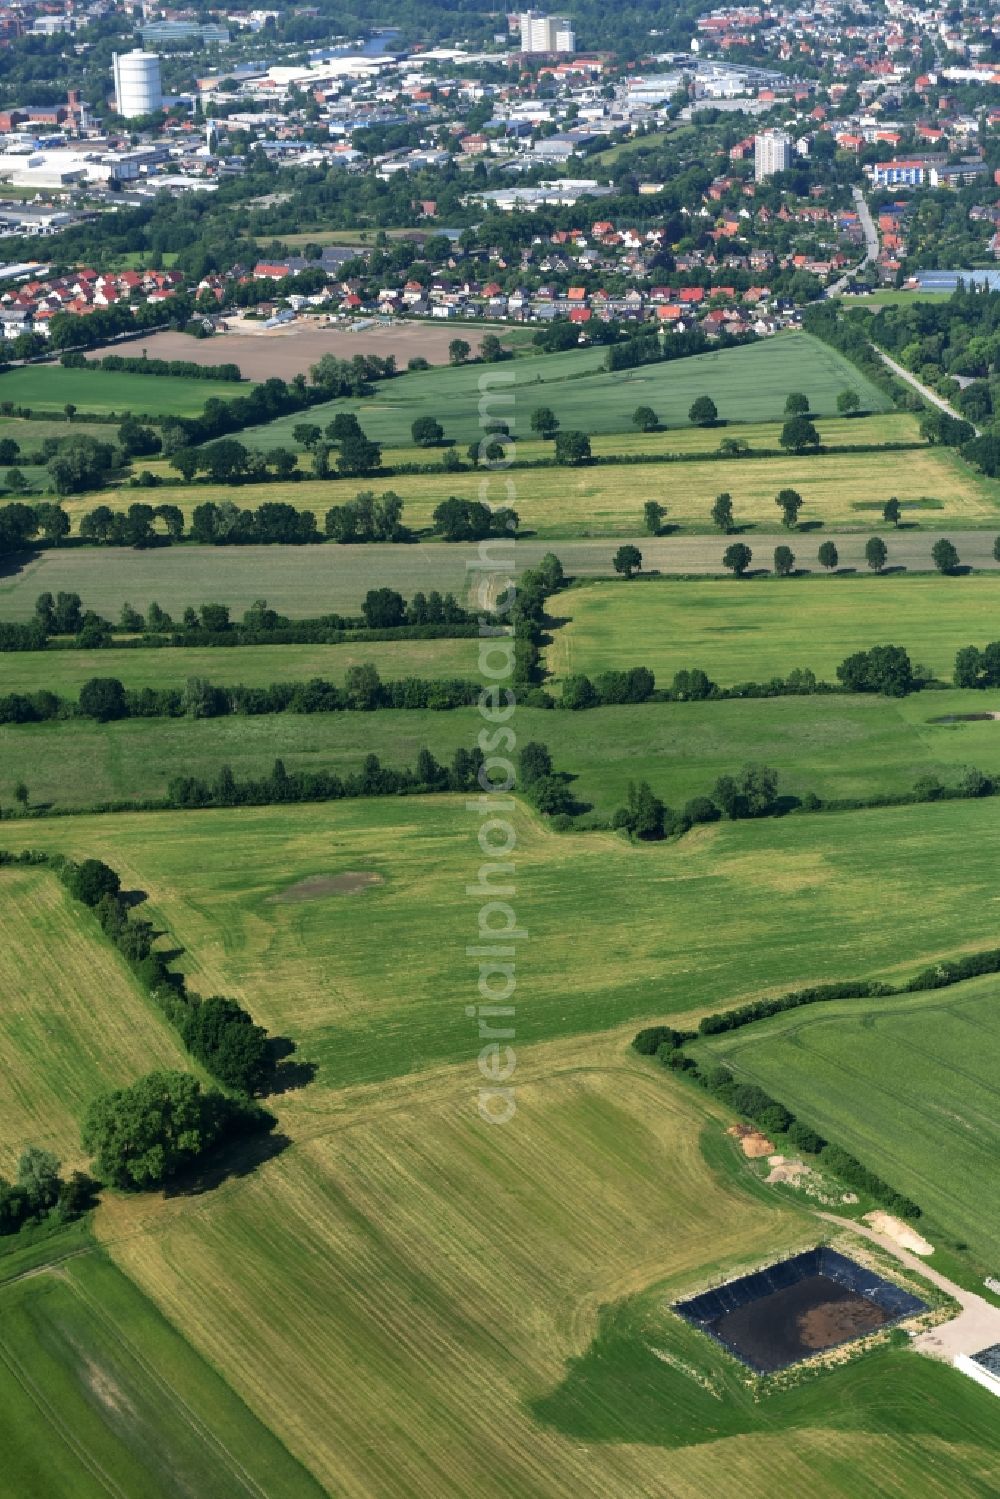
[0,1144,96,1236]
[836,644,915,697]
[82,1071,270,1191]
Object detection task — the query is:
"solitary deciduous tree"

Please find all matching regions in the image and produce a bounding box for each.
[785,392,809,414]
[932,538,960,574]
[643,500,665,535]
[632,405,659,432]
[779,415,821,453]
[530,406,559,439]
[711,492,735,532]
[688,395,718,426]
[613,544,643,578]
[883,496,901,527]
[723,542,752,576]
[865,536,888,573]
[773,544,795,576]
[837,388,860,416]
[817,540,839,571]
[776,488,803,528]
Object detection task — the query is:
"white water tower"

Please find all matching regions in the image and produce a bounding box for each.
[112,49,162,118]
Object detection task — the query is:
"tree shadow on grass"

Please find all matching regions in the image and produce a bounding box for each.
[163,1127,292,1199]
[266,1058,319,1095]
[797,519,824,532]
[0,547,40,581]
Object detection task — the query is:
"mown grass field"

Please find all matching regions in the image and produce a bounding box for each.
[0,543,488,621]
[54,442,995,538]
[92,1041,997,1499]
[0,365,254,418]
[0,1246,324,1498]
[17,795,1000,1093]
[235,409,920,467]
[3,689,1000,817]
[699,976,1000,1264]
[0,867,197,1170]
[1,637,476,697]
[551,574,1000,685]
[239,331,889,451]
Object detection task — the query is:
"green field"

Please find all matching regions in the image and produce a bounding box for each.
[238,331,890,451]
[700,976,1000,1264]
[54,441,995,537]
[0,365,254,419]
[551,574,1000,685]
[0,1247,324,1498]
[16,795,1000,1092]
[4,689,1000,818]
[1,637,476,698]
[0,866,199,1169]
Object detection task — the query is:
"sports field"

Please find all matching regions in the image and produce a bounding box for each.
[0,365,253,418]
[239,331,890,451]
[0,1248,324,1498]
[0,638,476,697]
[550,574,1000,685]
[0,866,196,1169]
[3,688,999,816]
[700,975,1000,1263]
[53,443,994,537]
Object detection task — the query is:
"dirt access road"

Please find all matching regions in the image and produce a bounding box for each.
[819,1212,1000,1362]
[877,349,980,436]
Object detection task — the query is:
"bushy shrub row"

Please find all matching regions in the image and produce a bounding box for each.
[633,1030,922,1218]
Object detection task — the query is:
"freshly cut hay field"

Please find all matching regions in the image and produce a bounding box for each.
[0,1249,324,1499]
[95,1048,999,1499]
[0,637,476,697]
[3,689,999,816]
[55,444,995,538]
[20,796,1000,1092]
[550,575,1000,685]
[700,976,1000,1264]
[0,543,487,621]
[0,867,196,1170]
[0,365,253,418]
[241,331,890,450]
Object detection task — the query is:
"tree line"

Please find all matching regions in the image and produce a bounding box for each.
[632,1027,921,1219]
[166,746,488,812]
[1,664,481,727]
[0,589,477,654]
[61,351,244,382]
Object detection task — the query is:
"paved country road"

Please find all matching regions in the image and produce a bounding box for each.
[876,348,980,435]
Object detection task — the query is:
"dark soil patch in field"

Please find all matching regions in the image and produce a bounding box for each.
[929,712,998,723]
[675,1246,925,1373]
[269,872,384,902]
